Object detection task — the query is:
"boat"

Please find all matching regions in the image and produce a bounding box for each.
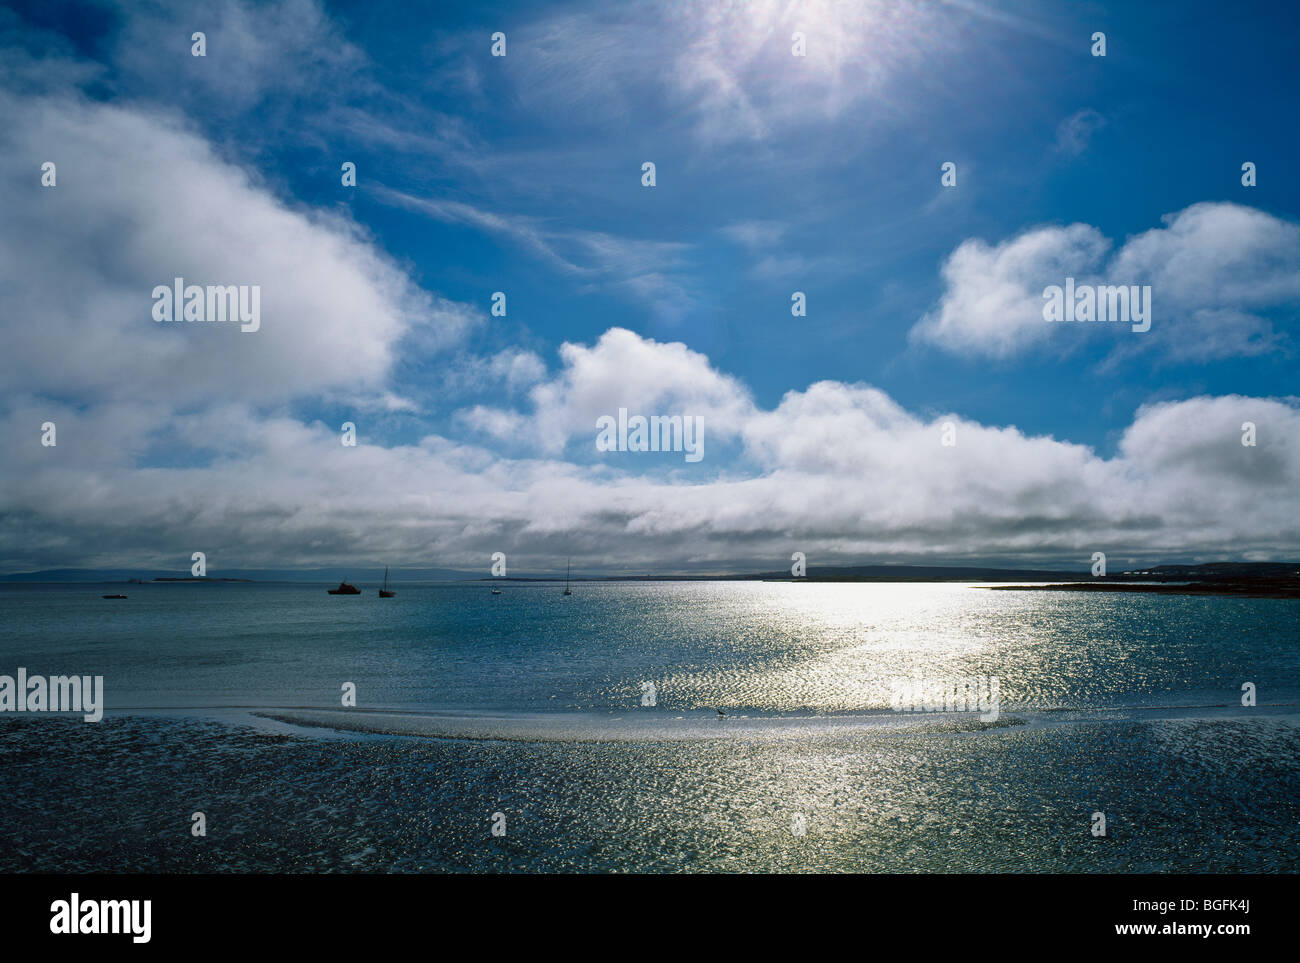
[491,588,502,595]
[562,559,572,596]
[378,566,395,598]
[328,581,361,595]
[102,594,127,599]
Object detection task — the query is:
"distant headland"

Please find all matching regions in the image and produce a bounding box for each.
[151,577,254,582]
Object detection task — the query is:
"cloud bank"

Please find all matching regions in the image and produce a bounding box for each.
[6,320,1298,572]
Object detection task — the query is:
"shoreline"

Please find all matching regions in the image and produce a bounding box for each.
[36,701,1291,744]
[988,579,1300,599]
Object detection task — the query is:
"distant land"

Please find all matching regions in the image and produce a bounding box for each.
[477,561,1300,584]
[0,567,480,583]
[152,577,254,582]
[989,578,1300,599]
[5,562,1298,584]
[984,562,1300,599]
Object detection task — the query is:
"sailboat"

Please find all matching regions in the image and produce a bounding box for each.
[379,566,395,598]
[562,559,572,596]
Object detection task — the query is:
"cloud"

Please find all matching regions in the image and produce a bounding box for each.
[719,219,812,279]
[399,297,486,359]
[5,365,1297,572]
[1119,394,1299,486]
[0,90,454,409]
[465,328,755,454]
[452,1,953,149]
[375,186,699,321]
[109,0,368,113]
[1053,108,1106,156]
[440,348,548,398]
[8,292,1296,572]
[911,203,1300,362]
[1109,203,1300,361]
[721,220,788,250]
[372,189,583,274]
[910,223,1110,358]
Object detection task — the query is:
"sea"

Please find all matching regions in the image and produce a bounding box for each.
[1,580,1297,872]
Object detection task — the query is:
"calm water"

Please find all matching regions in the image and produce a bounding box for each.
[1,580,1296,711]
[1,581,1297,872]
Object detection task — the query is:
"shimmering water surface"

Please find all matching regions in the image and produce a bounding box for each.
[2,580,1297,711]
[1,581,1296,872]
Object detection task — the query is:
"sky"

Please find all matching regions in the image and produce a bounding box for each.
[1,0,1298,575]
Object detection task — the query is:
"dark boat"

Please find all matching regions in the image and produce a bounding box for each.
[378,566,395,598]
[102,594,127,599]
[562,559,572,596]
[328,581,361,595]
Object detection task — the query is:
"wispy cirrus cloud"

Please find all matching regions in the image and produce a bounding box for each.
[373,185,700,321]
[430,1,957,149]
[1053,107,1106,156]
[109,0,370,115]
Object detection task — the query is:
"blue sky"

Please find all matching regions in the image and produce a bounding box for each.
[1,0,1298,573]
[310,0,1295,447]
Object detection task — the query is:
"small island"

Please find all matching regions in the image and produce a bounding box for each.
[152,577,254,582]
